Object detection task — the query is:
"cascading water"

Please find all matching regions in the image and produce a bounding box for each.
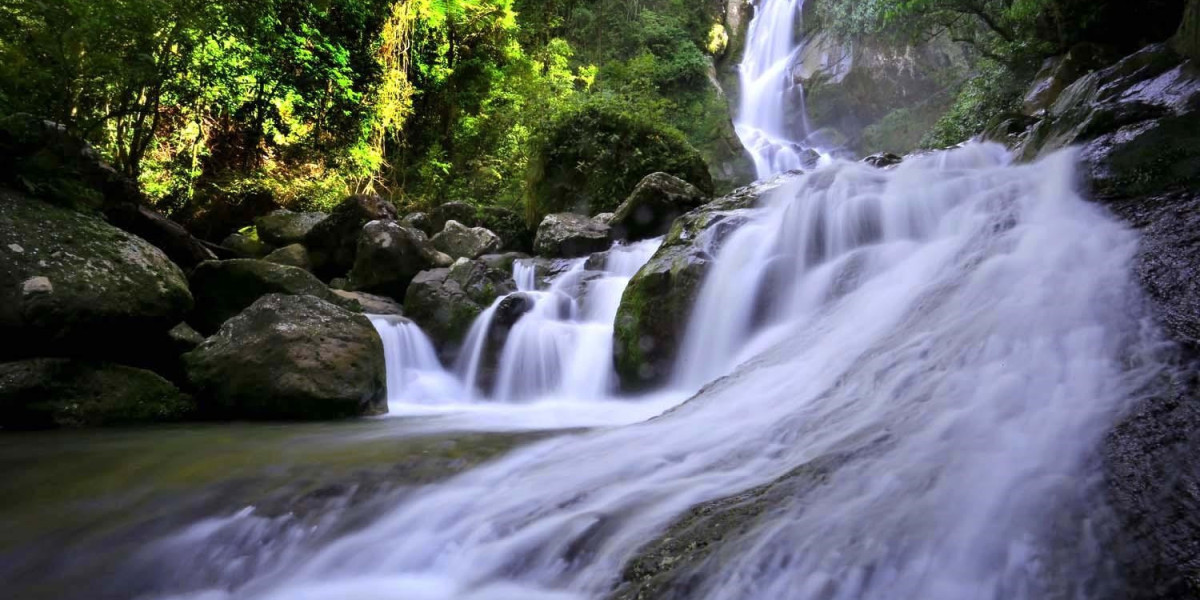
[369,239,663,408]
[736,0,817,178]
[151,144,1164,600]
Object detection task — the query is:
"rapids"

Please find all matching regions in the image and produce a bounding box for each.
[140,142,1163,600]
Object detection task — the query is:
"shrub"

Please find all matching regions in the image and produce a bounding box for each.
[525,100,713,224]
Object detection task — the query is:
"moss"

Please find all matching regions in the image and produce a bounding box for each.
[526,100,714,224]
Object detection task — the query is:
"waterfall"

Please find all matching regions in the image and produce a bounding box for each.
[736,0,817,179]
[161,144,1163,599]
[368,316,466,405]
[369,239,662,408]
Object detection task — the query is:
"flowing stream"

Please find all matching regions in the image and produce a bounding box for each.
[129,142,1162,600]
[5,3,1169,597]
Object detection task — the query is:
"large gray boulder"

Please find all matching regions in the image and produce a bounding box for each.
[189,259,348,334]
[0,189,193,361]
[432,220,502,260]
[429,201,479,233]
[611,173,709,242]
[348,220,449,300]
[332,290,404,316]
[534,213,612,258]
[304,194,399,279]
[614,180,779,390]
[184,294,386,420]
[405,260,517,360]
[254,209,327,246]
[0,359,192,430]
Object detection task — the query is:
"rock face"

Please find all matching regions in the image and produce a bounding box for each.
[534,213,613,258]
[614,179,781,390]
[611,173,709,242]
[188,259,345,334]
[0,359,192,430]
[349,220,447,300]
[405,260,517,359]
[304,194,399,279]
[0,189,194,361]
[184,294,386,420]
[254,210,327,247]
[982,42,1200,597]
[431,220,502,260]
[263,243,312,271]
[1021,44,1114,115]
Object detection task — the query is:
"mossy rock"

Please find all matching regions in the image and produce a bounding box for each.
[254,210,327,247]
[404,262,516,362]
[0,188,193,362]
[184,294,386,420]
[528,102,714,222]
[0,359,193,430]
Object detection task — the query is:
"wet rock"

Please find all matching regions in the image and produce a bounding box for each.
[613,180,775,390]
[304,194,399,279]
[611,173,709,242]
[167,323,205,354]
[405,261,516,360]
[188,259,347,334]
[220,231,273,259]
[0,359,193,430]
[1022,44,1114,115]
[184,294,386,420]
[263,243,312,271]
[0,189,194,362]
[332,290,404,316]
[254,210,327,247]
[594,212,616,226]
[534,213,613,258]
[348,220,445,300]
[862,152,903,168]
[431,220,502,260]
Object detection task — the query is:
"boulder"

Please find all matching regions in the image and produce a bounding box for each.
[611,173,709,242]
[104,202,217,269]
[613,180,776,390]
[0,359,193,430]
[429,201,479,233]
[0,189,194,362]
[534,213,613,258]
[349,220,447,300]
[432,220,502,260]
[264,243,312,271]
[402,212,434,236]
[188,259,347,334]
[184,294,386,420]
[332,290,405,316]
[254,209,327,247]
[405,261,517,359]
[304,194,399,279]
[168,323,206,354]
[477,206,535,253]
[220,231,273,259]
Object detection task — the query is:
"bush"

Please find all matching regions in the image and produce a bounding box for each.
[921,62,1024,148]
[525,100,713,224]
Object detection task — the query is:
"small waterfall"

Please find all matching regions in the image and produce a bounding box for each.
[736,0,817,179]
[163,144,1164,600]
[373,239,662,407]
[368,316,466,405]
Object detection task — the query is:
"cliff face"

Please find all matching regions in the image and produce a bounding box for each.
[716,0,972,157]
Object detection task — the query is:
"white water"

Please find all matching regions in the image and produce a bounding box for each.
[367,238,672,427]
[736,0,817,178]
[159,144,1162,600]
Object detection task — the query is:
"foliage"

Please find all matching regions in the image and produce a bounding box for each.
[921,60,1023,148]
[525,99,713,224]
